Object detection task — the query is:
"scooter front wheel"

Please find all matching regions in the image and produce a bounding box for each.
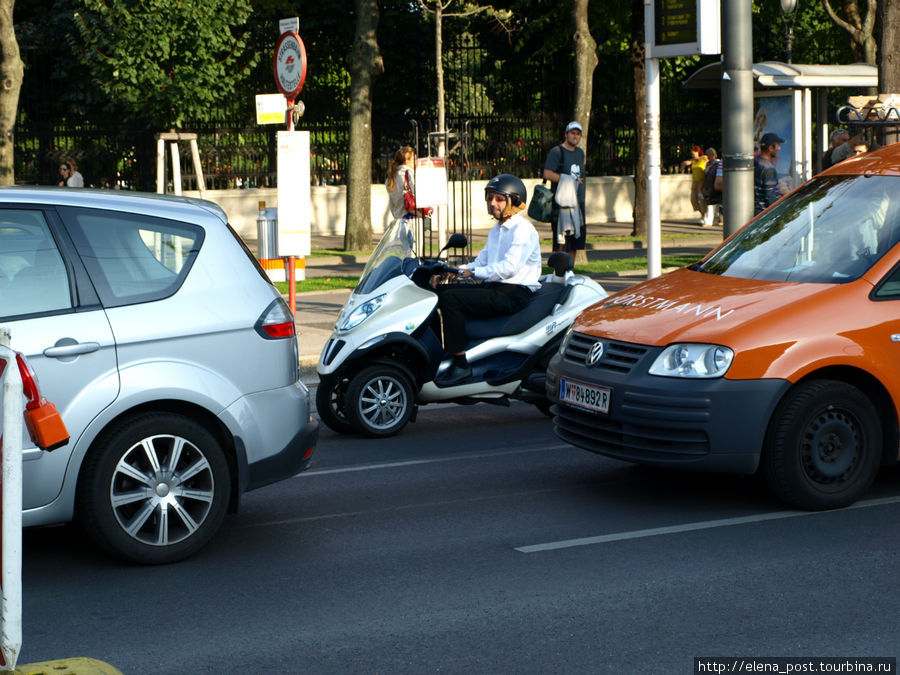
[346,365,415,438]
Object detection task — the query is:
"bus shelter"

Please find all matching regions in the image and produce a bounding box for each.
[684,61,877,190]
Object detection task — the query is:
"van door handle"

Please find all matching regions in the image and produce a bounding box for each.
[43,342,100,358]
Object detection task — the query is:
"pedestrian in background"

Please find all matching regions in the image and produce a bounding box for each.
[821,129,850,171]
[543,121,586,255]
[754,132,784,215]
[385,145,417,219]
[700,147,722,227]
[64,158,84,187]
[680,145,708,224]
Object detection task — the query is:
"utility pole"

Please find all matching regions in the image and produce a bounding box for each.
[721,0,754,237]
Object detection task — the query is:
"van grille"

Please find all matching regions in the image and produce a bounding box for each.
[552,396,711,462]
[563,333,649,375]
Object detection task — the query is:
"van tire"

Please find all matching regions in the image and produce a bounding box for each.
[346,365,414,437]
[763,380,881,510]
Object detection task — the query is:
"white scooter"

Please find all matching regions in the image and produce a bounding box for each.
[315,217,607,437]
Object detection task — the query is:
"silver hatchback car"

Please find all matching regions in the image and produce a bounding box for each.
[0,187,318,564]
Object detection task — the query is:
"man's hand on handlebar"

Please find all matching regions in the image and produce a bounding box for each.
[429,266,471,288]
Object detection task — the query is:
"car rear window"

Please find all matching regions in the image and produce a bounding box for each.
[0,210,72,318]
[63,208,204,307]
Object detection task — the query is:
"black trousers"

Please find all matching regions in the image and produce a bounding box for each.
[435,282,533,353]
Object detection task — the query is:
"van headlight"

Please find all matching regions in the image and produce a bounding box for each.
[337,294,385,332]
[649,344,733,378]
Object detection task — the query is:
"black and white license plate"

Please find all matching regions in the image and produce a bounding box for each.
[559,378,611,414]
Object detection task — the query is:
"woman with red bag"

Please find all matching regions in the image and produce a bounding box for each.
[385,145,418,219]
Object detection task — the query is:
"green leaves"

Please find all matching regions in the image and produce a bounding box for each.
[70,0,259,129]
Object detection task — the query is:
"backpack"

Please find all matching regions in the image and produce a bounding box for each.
[702,159,722,205]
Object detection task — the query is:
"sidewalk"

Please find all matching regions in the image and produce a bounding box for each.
[291,219,725,384]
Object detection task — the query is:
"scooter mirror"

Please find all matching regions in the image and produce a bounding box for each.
[547,251,574,276]
[442,233,468,252]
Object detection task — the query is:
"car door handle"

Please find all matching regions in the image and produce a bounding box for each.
[43,342,100,358]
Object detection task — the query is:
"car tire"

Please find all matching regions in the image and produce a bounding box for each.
[346,365,415,438]
[315,373,354,434]
[763,379,881,510]
[77,412,231,564]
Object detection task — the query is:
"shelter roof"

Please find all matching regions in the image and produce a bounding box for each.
[682,61,877,89]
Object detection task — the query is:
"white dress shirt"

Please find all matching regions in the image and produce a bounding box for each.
[461,212,541,291]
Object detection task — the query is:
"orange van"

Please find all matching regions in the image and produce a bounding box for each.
[546,142,900,510]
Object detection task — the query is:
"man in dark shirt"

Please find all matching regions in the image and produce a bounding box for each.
[754,132,784,215]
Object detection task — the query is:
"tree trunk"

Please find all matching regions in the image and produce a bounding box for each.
[571,0,597,151]
[344,0,383,251]
[879,0,900,144]
[630,0,647,237]
[436,3,445,136]
[572,0,596,265]
[822,0,878,63]
[0,0,23,186]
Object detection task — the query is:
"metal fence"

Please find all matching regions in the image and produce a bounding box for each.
[15,34,723,190]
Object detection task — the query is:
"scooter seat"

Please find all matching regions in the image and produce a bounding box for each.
[465,282,571,340]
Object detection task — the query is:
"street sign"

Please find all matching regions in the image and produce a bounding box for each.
[256,94,286,125]
[279,17,299,35]
[646,0,720,58]
[273,31,307,98]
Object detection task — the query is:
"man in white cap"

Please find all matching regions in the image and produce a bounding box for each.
[543,121,586,254]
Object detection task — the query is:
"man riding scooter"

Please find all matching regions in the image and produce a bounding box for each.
[434,174,543,386]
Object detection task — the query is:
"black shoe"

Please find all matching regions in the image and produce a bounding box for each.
[435,363,472,387]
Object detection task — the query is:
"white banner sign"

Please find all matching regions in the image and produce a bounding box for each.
[277,131,311,256]
[414,157,448,207]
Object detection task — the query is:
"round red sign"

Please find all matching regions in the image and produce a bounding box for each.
[273,31,307,98]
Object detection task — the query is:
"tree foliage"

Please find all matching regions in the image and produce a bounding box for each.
[69,0,259,129]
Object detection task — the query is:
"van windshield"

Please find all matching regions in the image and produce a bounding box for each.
[697,175,900,283]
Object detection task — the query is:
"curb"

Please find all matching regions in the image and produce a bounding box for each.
[14,657,124,674]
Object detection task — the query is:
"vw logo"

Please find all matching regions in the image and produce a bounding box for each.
[586,340,604,366]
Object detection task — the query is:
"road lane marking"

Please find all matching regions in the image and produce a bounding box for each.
[515,495,900,553]
[297,444,570,477]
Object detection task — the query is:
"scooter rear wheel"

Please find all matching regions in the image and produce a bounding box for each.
[315,374,354,434]
[346,365,415,438]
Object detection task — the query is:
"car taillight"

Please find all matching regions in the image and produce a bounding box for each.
[255,298,296,340]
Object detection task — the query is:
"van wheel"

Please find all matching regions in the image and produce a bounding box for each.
[346,365,415,438]
[763,380,881,510]
[77,413,230,564]
[315,374,354,434]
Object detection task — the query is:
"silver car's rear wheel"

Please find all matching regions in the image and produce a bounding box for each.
[78,412,230,564]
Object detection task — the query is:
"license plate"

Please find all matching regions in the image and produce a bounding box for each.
[559,378,610,414]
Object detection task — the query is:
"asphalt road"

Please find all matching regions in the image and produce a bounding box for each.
[19,397,900,673]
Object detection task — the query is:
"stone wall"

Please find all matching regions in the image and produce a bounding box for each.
[184,174,696,243]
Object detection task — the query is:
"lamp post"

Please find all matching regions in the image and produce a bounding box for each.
[780,0,798,64]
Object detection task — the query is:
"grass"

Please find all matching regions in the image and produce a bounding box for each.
[569,253,701,275]
[276,254,700,295]
[274,276,360,294]
[305,232,713,259]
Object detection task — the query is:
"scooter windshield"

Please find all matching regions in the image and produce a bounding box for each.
[353,218,417,296]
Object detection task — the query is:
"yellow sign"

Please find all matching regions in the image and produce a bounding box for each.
[256,94,286,125]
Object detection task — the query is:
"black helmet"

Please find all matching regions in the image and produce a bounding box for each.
[485,174,527,207]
